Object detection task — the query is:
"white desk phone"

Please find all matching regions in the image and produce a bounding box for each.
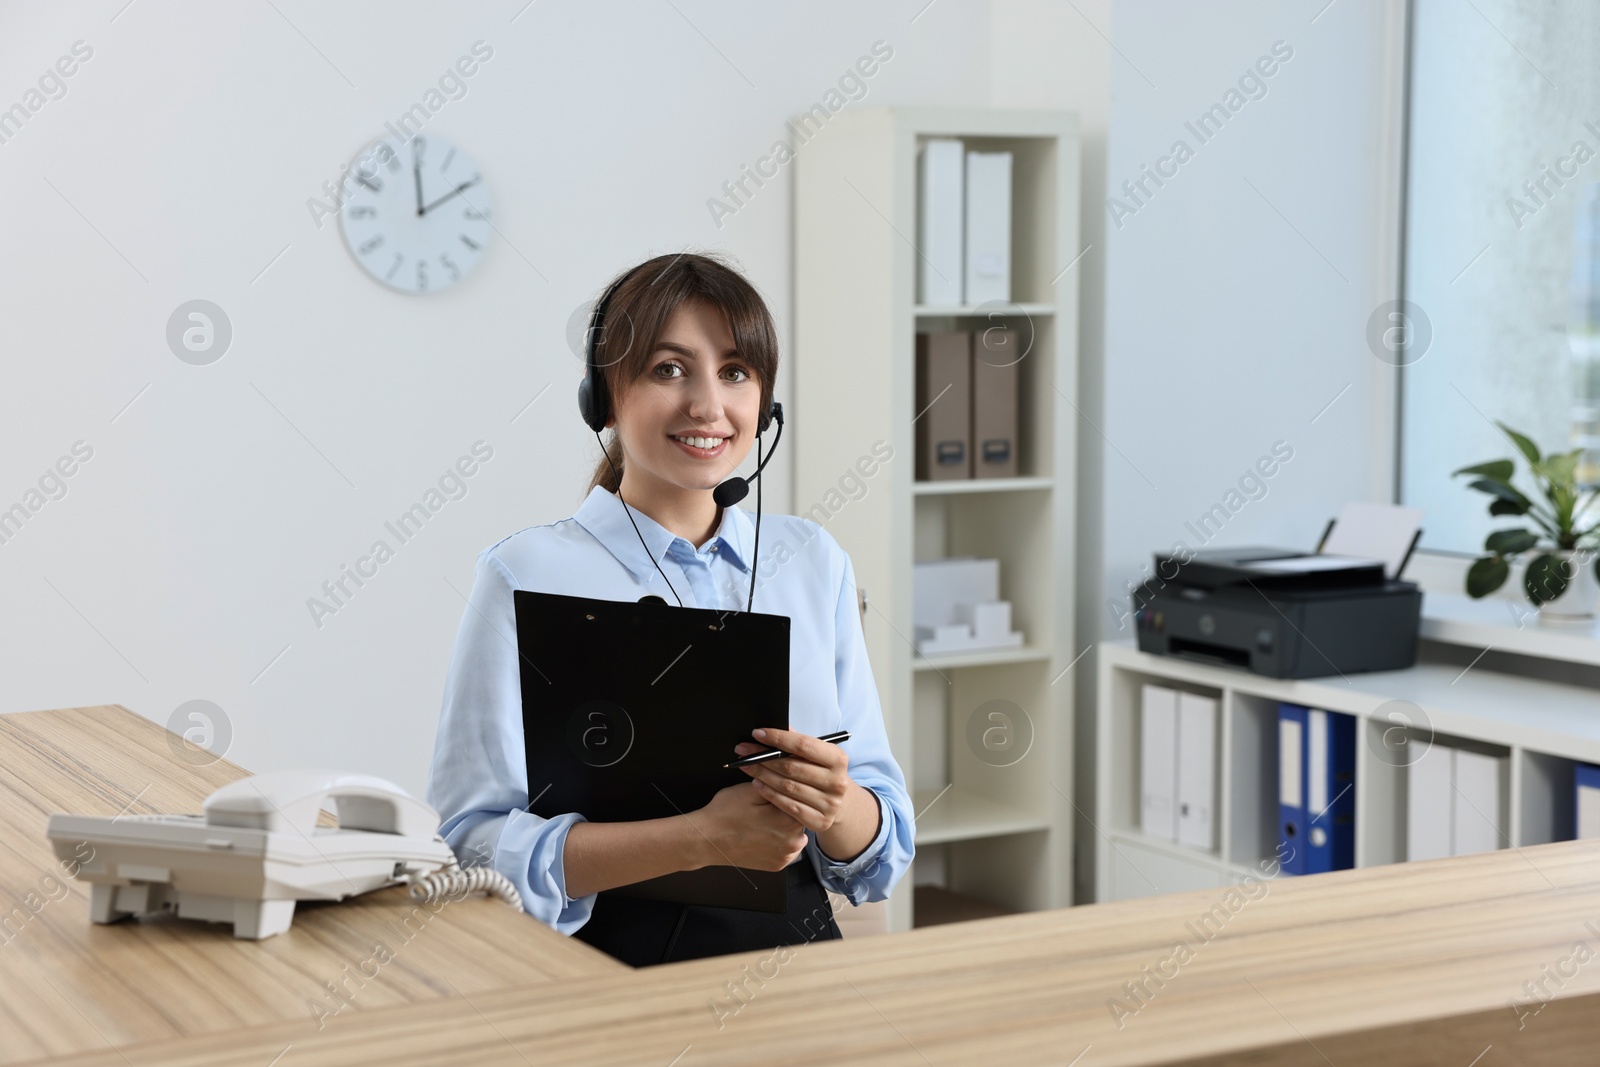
[45,770,522,940]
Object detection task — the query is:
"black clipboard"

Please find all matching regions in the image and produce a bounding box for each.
[514,589,791,913]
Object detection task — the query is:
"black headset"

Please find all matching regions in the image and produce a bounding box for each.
[577,259,785,613]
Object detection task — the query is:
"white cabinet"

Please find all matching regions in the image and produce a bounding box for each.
[1093,640,1600,902]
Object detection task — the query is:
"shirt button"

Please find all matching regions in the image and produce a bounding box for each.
[710,545,719,551]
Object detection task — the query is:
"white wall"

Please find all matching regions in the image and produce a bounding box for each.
[1,0,1402,829]
[1070,0,1401,898]
[0,1,995,796]
[1096,0,1401,638]
[987,0,1404,900]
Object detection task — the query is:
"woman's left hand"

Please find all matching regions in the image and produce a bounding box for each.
[733,727,853,834]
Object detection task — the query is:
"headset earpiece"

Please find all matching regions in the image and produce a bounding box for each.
[579,264,649,434]
[576,374,602,434]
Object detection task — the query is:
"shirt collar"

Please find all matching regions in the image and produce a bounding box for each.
[573,485,752,584]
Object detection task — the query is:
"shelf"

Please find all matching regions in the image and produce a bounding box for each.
[1103,830,1227,899]
[1519,749,1581,846]
[912,885,1017,926]
[1107,830,1300,889]
[1107,828,1222,866]
[914,786,1050,844]
[1101,640,1600,761]
[915,303,1055,317]
[913,476,1053,495]
[1421,590,1600,668]
[912,644,1053,671]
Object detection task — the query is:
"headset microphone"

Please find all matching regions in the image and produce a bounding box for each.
[712,401,783,508]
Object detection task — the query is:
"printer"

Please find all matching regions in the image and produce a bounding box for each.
[1132,546,1422,679]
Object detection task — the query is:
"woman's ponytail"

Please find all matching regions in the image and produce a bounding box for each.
[587,430,625,494]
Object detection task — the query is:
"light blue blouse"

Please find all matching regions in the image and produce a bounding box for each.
[425,484,915,934]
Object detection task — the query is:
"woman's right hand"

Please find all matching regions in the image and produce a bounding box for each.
[692,782,809,872]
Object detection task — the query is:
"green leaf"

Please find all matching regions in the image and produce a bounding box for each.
[1498,422,1542,466]
[1465,554,1509,598]
[1535,452,1577,489]
[1451,459,1515,481]
[1467,478,1532,510]
[1524,552,1570,606]
[1484,528,1539,554]
[1488,496,1531,516]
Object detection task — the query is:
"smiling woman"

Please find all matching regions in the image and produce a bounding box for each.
[425,251,914,967]
[581,253,780,506]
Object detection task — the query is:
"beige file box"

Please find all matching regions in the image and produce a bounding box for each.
[972,325,1019,478]
[916,331,972,480]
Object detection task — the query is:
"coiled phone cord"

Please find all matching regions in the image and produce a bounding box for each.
[405,840,524,911]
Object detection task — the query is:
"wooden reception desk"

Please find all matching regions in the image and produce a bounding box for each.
[5,705,1599,1066]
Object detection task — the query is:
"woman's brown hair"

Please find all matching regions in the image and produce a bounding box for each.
[583,252,779,494]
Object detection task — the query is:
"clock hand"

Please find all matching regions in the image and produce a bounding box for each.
[413,157,424,217]
[419,176,481,216]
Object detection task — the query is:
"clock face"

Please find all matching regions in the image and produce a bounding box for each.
[338,133,492,294]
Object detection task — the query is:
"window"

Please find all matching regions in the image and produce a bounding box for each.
[1402,0,1600,555]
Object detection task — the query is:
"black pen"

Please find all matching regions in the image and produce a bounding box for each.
[724,730,850,768]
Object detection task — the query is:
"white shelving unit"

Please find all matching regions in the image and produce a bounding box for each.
[914,303,1058,317]
[1093,640,1600,902]
[912,476,1055,496]
[794,107,1081,933]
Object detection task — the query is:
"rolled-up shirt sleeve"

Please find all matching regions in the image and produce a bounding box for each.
[425,549,598,933]
[808,540,915,904]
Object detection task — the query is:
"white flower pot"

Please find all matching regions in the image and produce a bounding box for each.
[1536,548,1600,624]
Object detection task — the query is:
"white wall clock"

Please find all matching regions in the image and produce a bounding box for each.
[338,133,492,294]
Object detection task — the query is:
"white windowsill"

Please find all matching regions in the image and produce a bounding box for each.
[1409,550,1600,669]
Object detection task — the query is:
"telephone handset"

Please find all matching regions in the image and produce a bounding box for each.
[47,770,521,940]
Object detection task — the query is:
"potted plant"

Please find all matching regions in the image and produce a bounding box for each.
[1453,421,1600,622]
